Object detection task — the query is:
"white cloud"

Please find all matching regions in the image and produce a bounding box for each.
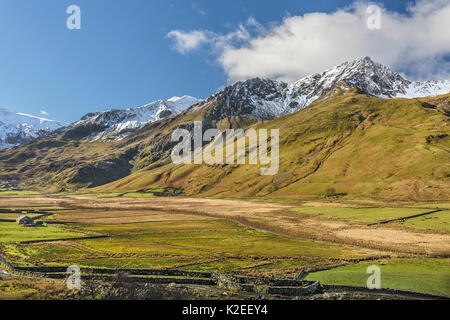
[167,30,211,54]
[168,0,450,82]
[166,18,256,56]
[166,23,252,55]
[192,2,206,16]
[40,110,49,116]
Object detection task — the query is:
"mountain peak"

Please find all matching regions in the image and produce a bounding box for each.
[292,56,449,101]
[67,95,200,141]
[353,55,375,64]
[2,58,449,150]
[0,109,66,149]
[200,56,450,122]
[167,95,199,102]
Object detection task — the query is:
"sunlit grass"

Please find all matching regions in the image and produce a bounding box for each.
[306,258,450,297]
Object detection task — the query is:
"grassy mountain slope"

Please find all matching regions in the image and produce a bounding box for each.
[0,87,448,200]
[0,137,139,192]
[95,89,449,201]
[0,85,264,192]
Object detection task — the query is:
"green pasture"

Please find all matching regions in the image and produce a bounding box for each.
[0,222,85,243]
[293,207,432,223]
[305,258,450,297]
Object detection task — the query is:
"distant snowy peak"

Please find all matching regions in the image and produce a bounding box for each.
[200,57,450,121]
[397,79,450,98]
[0,108,66,149]
[167,95,201,109]
[74,95,201,140]
[291,56,450,100]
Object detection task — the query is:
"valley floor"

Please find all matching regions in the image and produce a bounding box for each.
[0,192,449,299]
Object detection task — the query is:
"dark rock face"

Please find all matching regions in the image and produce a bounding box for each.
[425,97,450,116]
[201,78,289,121]
[67,147,139,187]
[61,122,109,140]
[158,109,173,118]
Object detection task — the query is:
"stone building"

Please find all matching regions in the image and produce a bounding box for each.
[16,215,35,226]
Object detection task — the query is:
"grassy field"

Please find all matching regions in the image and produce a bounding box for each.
[1,196,449,297]
[0,214,43,220]
[291,206,450,233]
[292,207,435,224]
[305,258,450,297]
[0,190,40,196]
[0,222,86,243]
[393,210,450,232]
[1,217,373,277]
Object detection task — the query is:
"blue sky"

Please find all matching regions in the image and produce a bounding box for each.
[0,0,443,122]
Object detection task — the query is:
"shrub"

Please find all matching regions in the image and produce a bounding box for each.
[324,187,337,198]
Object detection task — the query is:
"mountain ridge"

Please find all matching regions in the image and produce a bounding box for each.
[0,108,67,149]
[64,95,201,141]
[96,90,450,201]
[2,57,449,149]
[0,96,201,149]
[176,57,450,124]
[0,57,448,198]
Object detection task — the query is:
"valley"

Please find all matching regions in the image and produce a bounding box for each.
[0,192,448,299]
[1,57,449,300]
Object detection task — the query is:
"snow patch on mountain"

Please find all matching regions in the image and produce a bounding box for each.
[0,108,67,149]
[396,80,450,98]
[201,56,450,120]
[74,95,201,141]
[2,57,448,148]
[287,56,450,109]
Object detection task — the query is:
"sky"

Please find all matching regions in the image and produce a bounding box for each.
[0,0,449,122]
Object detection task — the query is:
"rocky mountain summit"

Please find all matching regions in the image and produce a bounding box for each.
[192,57,450,122]
[2,57,449,150]
[290,56,450,101]
[0,57,448,195]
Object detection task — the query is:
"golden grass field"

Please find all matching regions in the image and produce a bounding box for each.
[0,193,449,297]
[53,194,450,255]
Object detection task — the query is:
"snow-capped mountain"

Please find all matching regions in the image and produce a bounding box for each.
[0,108,66,149]
[69,95,201,140]
[2,57,448,148]
[289,56,450,103]
[197,56,450,120]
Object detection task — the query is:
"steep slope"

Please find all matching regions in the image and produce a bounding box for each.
[0,108,66,149]
[97,90,450,201]
[113,57,450,173]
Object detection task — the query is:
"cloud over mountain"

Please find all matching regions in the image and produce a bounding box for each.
[168,0,450,82]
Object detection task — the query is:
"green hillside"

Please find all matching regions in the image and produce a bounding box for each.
[1,88,448,201]
[96,90,450,201]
